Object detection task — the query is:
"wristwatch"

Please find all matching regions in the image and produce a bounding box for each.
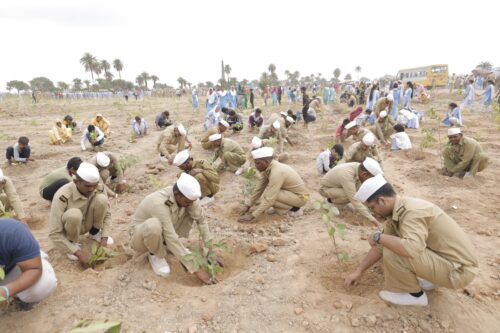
[372,231,382,244]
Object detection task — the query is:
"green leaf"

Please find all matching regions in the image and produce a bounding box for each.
[328,205,340,216]
[312,200,322,210]
[328,227,336,236]
[0,267,5,280]
[321,213,329,222]
[91,242,97,255]
[338,252,349,262]
[69,320,122,333]
[336,223,347,240]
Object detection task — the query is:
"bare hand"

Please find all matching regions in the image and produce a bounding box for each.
[100,237,109,247]
[344,270,362,289]
[115,183,127,194]
[75,249,91,267]
[238,214,255,223]
[195,269,216,285]
[168,157,174,165]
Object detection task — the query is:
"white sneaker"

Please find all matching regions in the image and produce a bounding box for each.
[87,232,114,246]
[235,167,244,176]
[289,208,304,217]
[148,255,171,277]
[379,290,428,306]
[67,243,81,261]
[418,278,437,291]
[199,196,215,206]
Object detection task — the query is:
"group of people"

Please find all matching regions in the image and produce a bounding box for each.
[0,82,491,311]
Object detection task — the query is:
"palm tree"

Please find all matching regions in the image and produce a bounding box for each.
[224,64,232,77]
[344,74,352,81]
[136,75,145,87]
[83,80,91,91]
[177,77,187,88]
[113,59,124,79]
[355,66,362,80]
[140,72,150,89]
[100,60,111,76]
[105,72,114,81]
[150,75,159,88]
[268,63,276,74]
[333,68,341,81]
[476,61,493,71]
[72,78,83,91]
[80,52,98,81]
[94,62,102,80]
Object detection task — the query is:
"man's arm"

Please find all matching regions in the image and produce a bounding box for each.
[344,246,382,288]
[81,132,87,150]
[378,234,411,257]
[13,145,27,162]
[342,178,379,226]
[95,128,105,142]
[0,256,42,300]
[252,171,285,218]
[448,143,476,173]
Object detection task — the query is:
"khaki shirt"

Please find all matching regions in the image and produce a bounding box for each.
[373,97,393,117]
[0,176,25,219]
[346,127,371,143]
[214,138,245,162]
[250,161,309,218]
[91,117,110,135]
[320,162,376,223]
[200,127,220,145]
[156,126,187,159]
[131,186,211,273]
[443,136,485,173]
[373,117,396,141]
[342,141,381,164]
[258,125,284,153]
[89,151,124,183]
[179,160,220,196]
[39,166,72,195]
[383,196,478,273]
[49,182,111,253]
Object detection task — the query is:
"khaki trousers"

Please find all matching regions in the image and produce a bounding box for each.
[130,218,168,258]
[61,193,108,242]
[318,186,350,205]
[218,152,245,172]
[159,144,177,157]
[469,153,489,175]
[273,190,308,210]
[0,193,12,216]
[383,247,476,293]
[195,174,219,197]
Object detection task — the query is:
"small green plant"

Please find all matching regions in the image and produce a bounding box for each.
[88,242,117,266]
[427,107,439,121]
[312,200,348,265]
[494,103,500,129]
[118,155,140,174]
[266,136,278,148]
[421,128,437,148]
[184,240,227,281]
[0,267,5,302]
[241,167,257,197]
[30,119,38,126]
[90,131,98,141]
[69,320,122,333]
[147,175,166,189]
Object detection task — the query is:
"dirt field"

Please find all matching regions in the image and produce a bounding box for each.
[0,91,499,333]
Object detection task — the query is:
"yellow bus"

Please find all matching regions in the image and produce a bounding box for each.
[396,64,448,88]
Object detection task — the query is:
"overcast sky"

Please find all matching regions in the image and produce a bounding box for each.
[0,0,498,90]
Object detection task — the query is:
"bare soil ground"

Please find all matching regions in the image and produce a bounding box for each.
[0,91,499,333]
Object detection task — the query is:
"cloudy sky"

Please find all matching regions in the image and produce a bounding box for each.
[0,0,498,89]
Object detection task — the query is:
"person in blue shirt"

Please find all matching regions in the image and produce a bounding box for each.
[477,80,495,112]
[390,83,401,119]
[0,218,57,308]
[442,102,463,127]
[461,79,475,110]
[402,81,414,109]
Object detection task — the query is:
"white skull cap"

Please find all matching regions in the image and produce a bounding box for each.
[76,162,100,183]
[96,152,110,167]
[176,173,201,200]
[251,136,262,149]
[177,124,187,135]
[355,174,387,202]
[209,133,222,141]
[251,147,274,159]
[173,149,190,166]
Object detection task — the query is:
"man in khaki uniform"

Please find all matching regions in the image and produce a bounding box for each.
[48,162,113,265]
[129,173,218,285]
[371,111,395,144]
[268,112,295,146]
[200,120,229,150]
[345,174,478,306]
[0,168,26,222]
[39,157,82,201]
[210,134,246,174]
[442,128,488,177]
[239,147,309,222]
[173,149,220,205]
[157,124,191,164]
[344,121,372,143]
[373,94,393,118]
[258,121,285,154]
[319,157,383,227]
[342,132,382,164]
[89,152,126,197]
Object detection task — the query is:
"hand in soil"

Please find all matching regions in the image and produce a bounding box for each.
[344,270,362,289]
[195,269,217,285]
[75,249,91,268]
[238,214,255,223]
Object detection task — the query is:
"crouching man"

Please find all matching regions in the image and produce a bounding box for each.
[129,173,220,285]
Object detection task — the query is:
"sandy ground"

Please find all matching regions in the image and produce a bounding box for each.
[0,91,499,333]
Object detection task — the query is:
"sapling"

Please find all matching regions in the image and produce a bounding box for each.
[117,155,140,174]
[87,243,117,267]
[420,128,437,148]
[183,240,227,282]
[312,200,348,266]
[241,167,257,197]
[69,320,122,333]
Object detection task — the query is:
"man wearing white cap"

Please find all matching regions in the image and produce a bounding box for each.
[442,128,488,177]
[48,162,113,265]
[373,94,393,119]
[372,110,396,145]
[89,151,126,197]
[157,124,192,164]
[258,120,286,154]
[345,174,478,306]
[319,157,383,227]
[342,132,382,164]
[200,119,229,150]
[248,136,289,163]
[0,168,26,222]
[210,134,246,175]
[173,149,220,204]
[129,173,219,285]
[344,121,372,143]
[239,147,309,222]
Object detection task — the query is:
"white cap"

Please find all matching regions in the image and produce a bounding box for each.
[387,93,394,102]
[176,173,202,201]
[219,119,230,128]
[251,136,263,149]
[209,133,222,141]
[379,111,388,118]
[272,120,281,129]
[362,132,376,146]
[345,121,358,130]
[251,147,274,159]
[280,112,287,116]
[96,152,110,167]
[0,168,4,181]
[286,116,295,123]
[177,124,187,136]
[173,149,190,166]
[448,128,461,136]
[354,174,387,202]
[362,157,384,176]
[76,162,100,183]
